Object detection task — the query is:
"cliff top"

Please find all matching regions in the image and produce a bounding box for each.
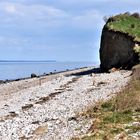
[106,13,140,42]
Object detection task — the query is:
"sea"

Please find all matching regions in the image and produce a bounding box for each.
[0,61,98,80]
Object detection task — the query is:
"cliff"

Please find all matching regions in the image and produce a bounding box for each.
[100,13,140,71]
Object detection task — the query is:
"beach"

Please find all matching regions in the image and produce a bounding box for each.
[0,67,132,140]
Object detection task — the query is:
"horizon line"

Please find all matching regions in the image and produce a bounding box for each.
[0,60,56,62]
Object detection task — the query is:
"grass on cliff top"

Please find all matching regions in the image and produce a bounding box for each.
[106,13,140,42]
[72,70,140,140]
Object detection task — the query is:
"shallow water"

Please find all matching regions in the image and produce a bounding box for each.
[0,61,97,80]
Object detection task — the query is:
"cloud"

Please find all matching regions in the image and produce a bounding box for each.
[0,2,68,27]
[0,1,105,31]
[0,1,96,15]
[0,0,140,61]
[4,4,17,14]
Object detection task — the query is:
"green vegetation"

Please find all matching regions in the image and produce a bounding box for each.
[72,72,140,140]
[106,13,140,42]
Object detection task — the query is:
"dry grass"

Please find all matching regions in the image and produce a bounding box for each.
[72,70,140,140]
[111,80,140,112]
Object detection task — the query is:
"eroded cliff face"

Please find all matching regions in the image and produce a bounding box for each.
[100,28,139,71]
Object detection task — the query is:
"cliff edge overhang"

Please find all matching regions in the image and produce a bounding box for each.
[100,13,140,71]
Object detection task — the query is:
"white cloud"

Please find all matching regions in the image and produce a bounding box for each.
[0,2,68,23]
[1,0,139,30]
[0,2,66,17]
[4,4,17,14]
[0,2,104,30]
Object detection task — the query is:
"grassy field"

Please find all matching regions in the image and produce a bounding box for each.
[106,13,140,42]
[72,68,140,140]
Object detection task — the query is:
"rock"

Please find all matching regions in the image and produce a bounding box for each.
[31,73,37,78]
[33,125,48,135]
[0,80,4,84]
[56,120,61,125]
[115,132,127,140]
[100,29,139,71]
[100,14,140,71]
[132,122,140,127]
[68,117,77,121]
[109,67,118,73]
[132,64,140,80]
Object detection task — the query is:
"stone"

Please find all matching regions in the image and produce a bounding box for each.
[34,125,48,135]
[132,64,140,80]
[31,73,37,78]
[109,67,118,73]
[0,68,133,139]
[0,80,4,84]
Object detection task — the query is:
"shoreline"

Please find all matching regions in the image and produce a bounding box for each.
[0,66,97,102]
[0,66,96,84]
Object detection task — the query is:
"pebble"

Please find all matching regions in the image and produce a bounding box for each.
[0,69,132,140]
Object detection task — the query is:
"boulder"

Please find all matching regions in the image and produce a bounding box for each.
[132,64,140,80]
[31,73,37,78]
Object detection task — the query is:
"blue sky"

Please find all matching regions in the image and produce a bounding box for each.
[0,0,140,62]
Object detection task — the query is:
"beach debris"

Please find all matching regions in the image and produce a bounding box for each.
[22,104,33,110]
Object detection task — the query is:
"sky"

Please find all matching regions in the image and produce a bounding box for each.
[0,0,140,62]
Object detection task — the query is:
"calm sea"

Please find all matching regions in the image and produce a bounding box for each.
[0,61,98,80]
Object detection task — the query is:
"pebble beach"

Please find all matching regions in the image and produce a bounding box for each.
[0,67,132,140]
